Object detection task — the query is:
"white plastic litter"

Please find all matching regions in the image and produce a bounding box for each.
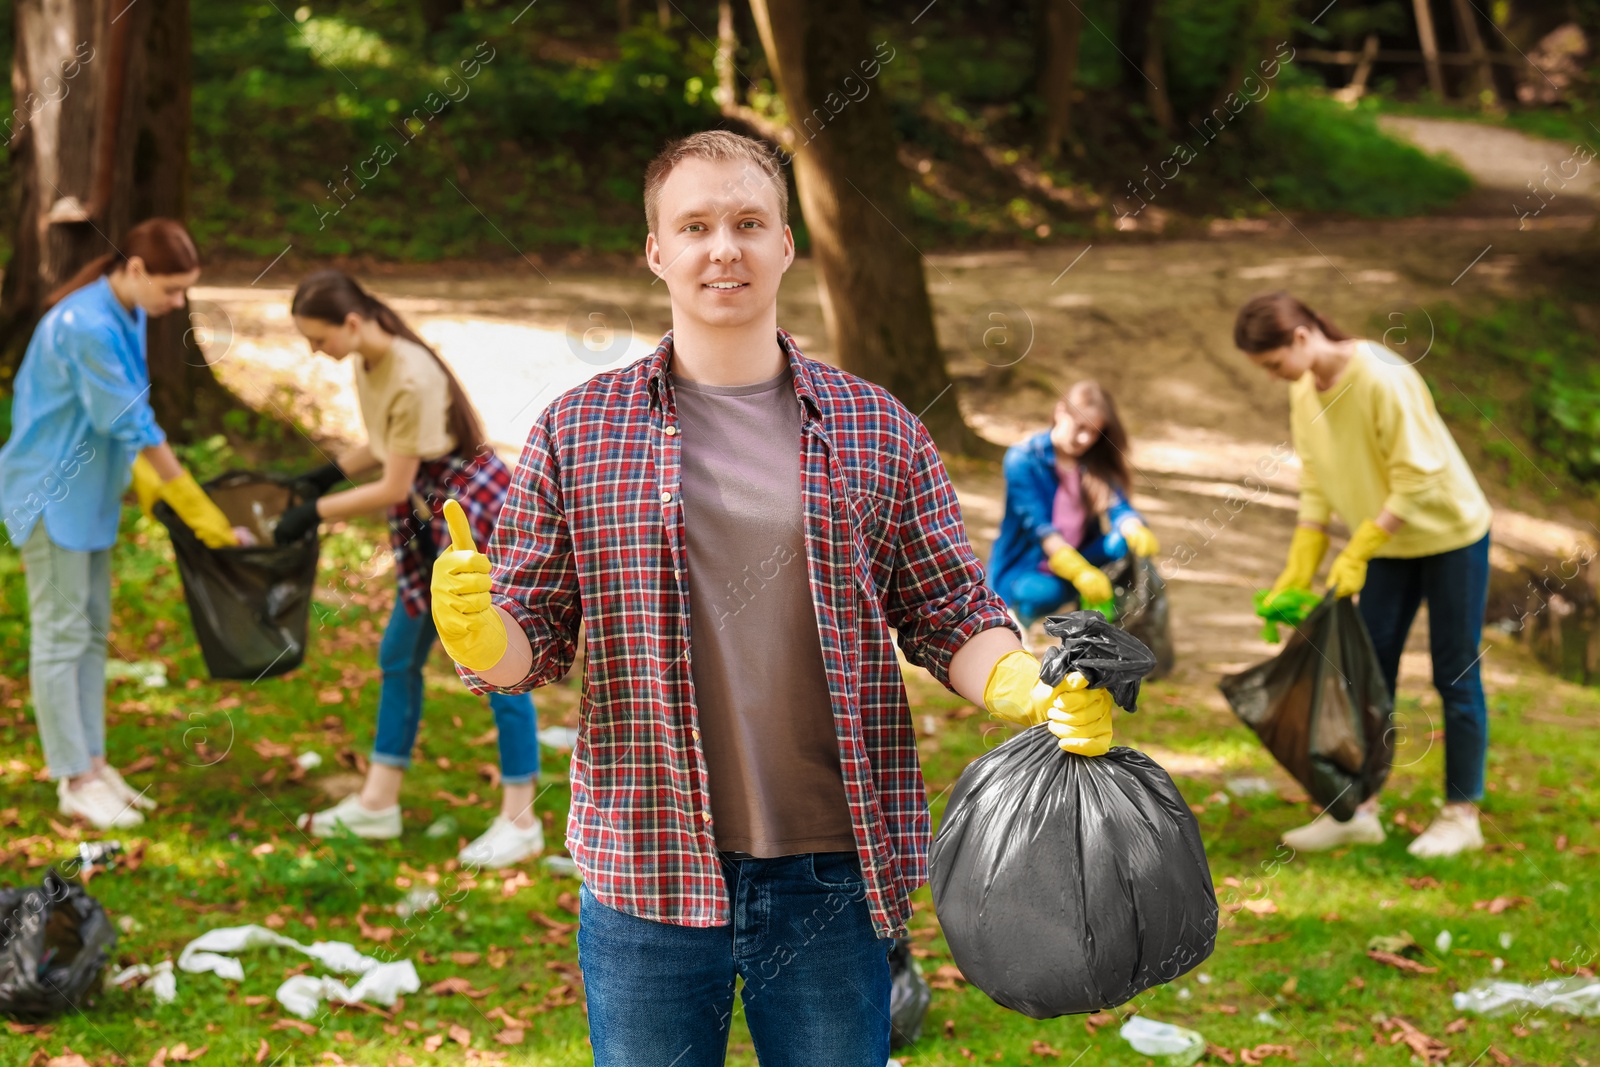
[1499,931,1515,949]
[276,961,420,1019]
[1492,957,1505,973]
[1225,776,1274,796]
[538,726,578,750]
[1435,930,1452,953]
[424,815,457,839]
[1120,1017,1206,1064]
[109,960,176,1004]
[1255,1010,1282,1027]
[396,887,441,919]
[105,660,168,688]
[1453,977,1600,1017]
[296,751,323,770]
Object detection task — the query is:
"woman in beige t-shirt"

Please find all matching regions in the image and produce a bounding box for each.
[273,270,544,869]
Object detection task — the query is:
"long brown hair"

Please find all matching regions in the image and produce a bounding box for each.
[1232,291,1352,354]
[1058,379,1133,512]
[44,217,200,309]
[290,270,486,456]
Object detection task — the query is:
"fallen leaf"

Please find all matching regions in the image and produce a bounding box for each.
[1242,898,1278,915]
[269,1020,318,1035]
[1239,1045,1295,1065]
[487,946,509,969]
[1367,949,1438,974]
[1028,1040,1058,1057]
[451,951,482,966]
[1233,933,1290,946]
[1404,876,1442,890]
[252,739,295,760]
[1381,1016,1451,1064]
[254,1040,268,1064]
[1444,1018,1468,1033]
[448,1023,473,1047]
[494,1028,524,1046]
[555,891,580,915]
[1511,1024,1531,1038]
[422,1036,445,1053]
[928,964,967,990]
[500,871,534,898]
[122,755,158,774]
[1472,896,1533,915]
[477,763,502,789]
[317,688,344,705]
[1555,834,1568,852]
[427,976,492,999]
[6,1021,53,1036]
[1551,956,1598,978]
[168,1043,207,1061]
[433,789,479,809]
[242,995,272,1007]
[1206,1045,1237,1064]
[355,904,395,943]
[147,1049,168,1067]
[1083,1011,1115,1035]
[1487,1048,1512,1066]
[47,1056,91,1067]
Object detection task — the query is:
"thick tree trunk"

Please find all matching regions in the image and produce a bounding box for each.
[746,0,987,456]
[1449,0,1498,103]
[1035,0,1082,159]
[0,0,139,382]
[1118,0,1173,133]
[1412,0,1446,97]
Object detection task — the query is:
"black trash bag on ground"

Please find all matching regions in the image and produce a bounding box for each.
[153,471,319,680]
[929,622,1216,1020]
[1038,610,1158,712]
[888,937,931,1049]
[1219,595,1393,822]
[0,869,117,1020]
[1102,555,1176,680]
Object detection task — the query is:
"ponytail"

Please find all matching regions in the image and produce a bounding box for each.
[290,270,487,456]
[44,218,200,310]
[1233,291,1351,354]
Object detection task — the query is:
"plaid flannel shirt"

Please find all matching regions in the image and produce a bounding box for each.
[391,450,510,618]
[459,329,1015,938]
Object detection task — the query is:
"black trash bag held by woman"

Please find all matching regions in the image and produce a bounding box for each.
[1219,595,1394,822]
[153,471,319,680]
[930,613,1216,1019]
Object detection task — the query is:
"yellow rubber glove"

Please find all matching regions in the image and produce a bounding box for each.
[158,471,238,548]
[1121,519,1160,558]
[1326,519,1391,598]
[431,499,508,673]
[1262,525,1329,611]
[130,455,162,518]
[982,649,1115,756]
[1047,544,1113,605]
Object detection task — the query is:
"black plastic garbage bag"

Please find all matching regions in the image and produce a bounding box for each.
[1037,611,1158,712]
[1103,555,1176,680]
[929,619,1215,1019]
[888,937,931,1049]
[1219,596,1394,822]
[153,471,319,680]
[0,869,117,1020]
[930,733,1217,1018]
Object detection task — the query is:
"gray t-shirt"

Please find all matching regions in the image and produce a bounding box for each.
[674,366,856,856]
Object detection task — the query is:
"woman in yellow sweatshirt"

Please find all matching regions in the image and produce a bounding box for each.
[1236,291,1492,859]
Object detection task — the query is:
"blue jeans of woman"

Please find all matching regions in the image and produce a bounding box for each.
[577,851,892,1066]
[1357,533,1490,803]
[370,598,538,784]
[999,528,1129,627]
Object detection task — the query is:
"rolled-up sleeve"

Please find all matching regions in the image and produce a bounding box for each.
[882,421,1016,689]
[65,318,165,453]
[457,409,582,695]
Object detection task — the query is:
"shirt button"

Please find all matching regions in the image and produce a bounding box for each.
[674,568,681,579]
[665,425,678,436]
[701,811,711,822]
[660,491,672,503]
[692,729,701,742]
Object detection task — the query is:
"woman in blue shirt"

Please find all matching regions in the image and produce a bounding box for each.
[988,380,1160,639]
[0,218,236,830]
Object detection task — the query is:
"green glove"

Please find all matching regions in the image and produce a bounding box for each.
[158,471,238,548]
[1327,520,1391,598]
[1253,587,1321,643]
[1047,544,1113,606]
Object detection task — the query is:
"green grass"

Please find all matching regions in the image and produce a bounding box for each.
[3,505,1599,1064]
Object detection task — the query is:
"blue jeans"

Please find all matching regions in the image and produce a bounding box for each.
[578,852,892,1066]
[371,599,539,784]
[1358,533,1490,803]
[1000,531,1128,627]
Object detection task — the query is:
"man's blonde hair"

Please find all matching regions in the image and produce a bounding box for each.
[643,130,788,235]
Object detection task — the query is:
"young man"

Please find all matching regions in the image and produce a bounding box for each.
[431,131,1118,1066]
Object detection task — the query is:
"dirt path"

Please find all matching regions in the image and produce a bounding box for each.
[196,200,1596,701]
[1379,114,1600,201]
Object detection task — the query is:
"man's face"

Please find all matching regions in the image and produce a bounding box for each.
[645,156,794,332]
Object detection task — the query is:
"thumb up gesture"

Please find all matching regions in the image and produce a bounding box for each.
[431,499,507,672]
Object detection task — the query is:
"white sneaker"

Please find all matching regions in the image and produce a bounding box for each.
[297,793,401,839]
[1280,808,1385,852]
[100,765,156,812]
[59,776,145,830]
[458,816,544,869]
[1407,805,1485,858]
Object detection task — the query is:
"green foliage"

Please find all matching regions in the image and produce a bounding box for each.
[1246,87,1473,215]
[1423,298,1600,489]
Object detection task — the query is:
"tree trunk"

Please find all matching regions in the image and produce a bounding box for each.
[0,0,240,441]
[1035,0,1082,159]
[1448,0,1498,103]
[746,0,988,456]
[1118,0,1173,133]
[1412,0,1446,97]
[0,0,140,382]
[421,0,464,38]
